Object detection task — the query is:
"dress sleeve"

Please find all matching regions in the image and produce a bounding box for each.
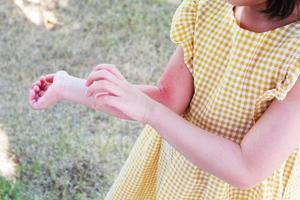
[257,58,300,102]
[252,58,300,123]
[170,0,198,74]
[273,58,300,100]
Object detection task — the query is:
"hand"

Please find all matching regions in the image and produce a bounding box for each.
[28,70,70,110]
[85,64,157,123]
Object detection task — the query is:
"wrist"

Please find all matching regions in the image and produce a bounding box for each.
[145,100,164,126]
[57,74,73,101]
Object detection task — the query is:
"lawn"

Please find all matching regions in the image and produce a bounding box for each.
[0,0,178,199]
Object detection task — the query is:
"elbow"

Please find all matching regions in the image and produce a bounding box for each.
[228,153,263,190]
[158,85,190,115]
[158,85,185,115]
[224,160,260,190]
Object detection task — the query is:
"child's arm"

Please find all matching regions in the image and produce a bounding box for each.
[87,45,194,115]
[28,71,97,110]
[60,75,96,109]
[30,46,193,117]
[132,45,194,115]
[146,77,300,189]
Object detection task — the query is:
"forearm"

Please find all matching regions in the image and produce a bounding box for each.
[147,102,251,189]
[132,84,184,115]
[59,77,174,112]
[60,75,96,109]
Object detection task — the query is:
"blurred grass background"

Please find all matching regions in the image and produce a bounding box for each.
[0,0,179,199]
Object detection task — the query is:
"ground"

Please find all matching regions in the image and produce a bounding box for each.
[0,0,178,199]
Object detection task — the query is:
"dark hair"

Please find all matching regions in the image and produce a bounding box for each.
[261,0,300,20]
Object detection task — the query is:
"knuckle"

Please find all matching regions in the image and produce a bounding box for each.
[96,70,105,77]
[89,72,97,80]
[87,73,93,81]
[101,70,111,79]
[93,64,106,71]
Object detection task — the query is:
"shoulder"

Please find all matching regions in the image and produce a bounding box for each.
[173,0,228,14]
[171,0,229,26]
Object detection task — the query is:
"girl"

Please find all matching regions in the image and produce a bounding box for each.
[29,0,300,199]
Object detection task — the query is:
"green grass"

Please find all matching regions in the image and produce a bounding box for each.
[0,0,179,199]
[0,177,27,200]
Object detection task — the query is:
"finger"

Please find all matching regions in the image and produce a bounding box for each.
[30,89,36,100]
[92,64,114,71]
[39,91,44,97]
[30,99,43,110]
[32,74,52,89]
[39,75,46,81]
[45,74,55,83]
[86,80,123,97]
[86,70,125,88]
[31,80,41,88]
[92,64,125,81]
[34,93,39,101]
[35,75,46,87]
[37,80,42,86]
[40,75,48,85]
[29,98,38,109]
[33,87,55,109]
[87,81,120,97]
[94,92,111,97]
[28,89,40,110]
[33,85,40,92]
[40,79,45,86]
[44,84,49,90]
[32,74,47,88]
[38,90,42,95]
[40,80,47,90]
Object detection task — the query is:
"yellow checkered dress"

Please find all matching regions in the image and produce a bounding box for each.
[104,0,300,199]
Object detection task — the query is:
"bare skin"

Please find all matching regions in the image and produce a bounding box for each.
[29,1,300,189]
[28,46,194,120]
[228,0,300,33]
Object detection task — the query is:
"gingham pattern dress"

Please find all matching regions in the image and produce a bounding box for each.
[104,0,300,199]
